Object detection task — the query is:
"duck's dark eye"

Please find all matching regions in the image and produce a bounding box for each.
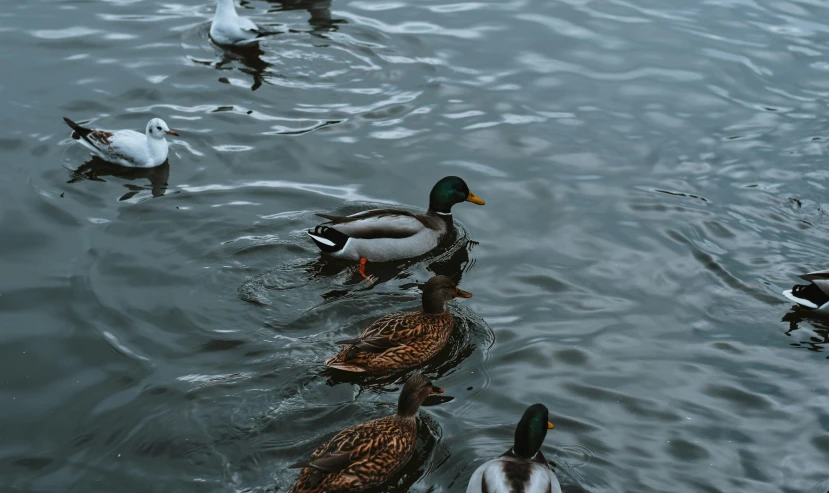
[156,126,162,131]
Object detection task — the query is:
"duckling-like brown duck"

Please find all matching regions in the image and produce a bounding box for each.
[288,374,444,493]
[325,275,472,373]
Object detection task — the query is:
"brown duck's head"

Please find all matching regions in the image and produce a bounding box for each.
[421,275,472,314]
[397,373,443,417]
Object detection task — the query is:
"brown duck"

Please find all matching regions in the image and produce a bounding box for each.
[287,374,444,493]
[325,275,472,373]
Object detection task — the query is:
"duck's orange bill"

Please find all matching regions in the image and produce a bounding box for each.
[456,288,473,298]
[430,386,444,394]
[547,422,555,429]
[466,191,485,205]
[166,130,180,136]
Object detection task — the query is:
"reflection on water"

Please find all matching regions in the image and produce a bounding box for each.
[266,0,344,34]
[239,221,474,304]
[203,42,272,91]
[782,309,829,358]
[68,158,170,201]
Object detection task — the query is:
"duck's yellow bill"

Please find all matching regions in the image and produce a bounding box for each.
[431,386,444,394]
[466,191,485,205]
[455,288,473,298]
[547,422,554,429]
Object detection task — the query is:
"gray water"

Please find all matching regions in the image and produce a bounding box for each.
[2,0,829,492]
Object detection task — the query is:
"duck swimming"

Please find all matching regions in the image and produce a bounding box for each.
[783,269,829,313]
[325,275,472,373]
[288,374,443,493]
[307,176,485,279]
[466,404,561,493]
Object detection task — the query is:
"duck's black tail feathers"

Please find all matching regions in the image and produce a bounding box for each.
[787,283,829,308]
[307,225,349,253]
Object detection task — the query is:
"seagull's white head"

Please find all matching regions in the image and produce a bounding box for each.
[146,118,179,139]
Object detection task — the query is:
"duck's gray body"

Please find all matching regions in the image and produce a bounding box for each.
[783,269,829,313]
[466,450,561,493]
[307,209,454,262]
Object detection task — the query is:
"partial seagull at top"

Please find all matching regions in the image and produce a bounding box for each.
[63,117,179,169]
[211,0,269,45]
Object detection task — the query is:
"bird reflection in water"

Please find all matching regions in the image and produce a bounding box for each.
[307,231,477,298]
[781,308,829,356]
[265,0,344,35]
[68,157,169,201]
[205,41,271,91]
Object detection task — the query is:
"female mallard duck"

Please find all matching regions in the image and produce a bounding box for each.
[466,404,561,493]
[307,176,485,279]
[325,275,472,373]
[783,269,829,313]
[288,374,443,493]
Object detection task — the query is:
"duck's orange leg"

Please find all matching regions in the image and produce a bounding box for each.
[357,257,369,279]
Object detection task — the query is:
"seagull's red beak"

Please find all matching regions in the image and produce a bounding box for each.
[166,130,179,136]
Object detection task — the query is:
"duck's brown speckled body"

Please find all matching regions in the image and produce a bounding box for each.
[288,374,443,493]
[325,276,472,374]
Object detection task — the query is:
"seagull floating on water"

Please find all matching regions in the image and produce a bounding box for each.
[63,117,178,168]
[210,0,263,45]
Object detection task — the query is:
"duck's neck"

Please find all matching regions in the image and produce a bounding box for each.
[396,394,424,419]
[216,0,238,19]
[426,209,455,231]
[422,296,447,315]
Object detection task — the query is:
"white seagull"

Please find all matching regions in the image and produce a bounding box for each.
[63,117,178,168]
[783,269,829,313]
[466,404,562,493]
[210,0,263,45]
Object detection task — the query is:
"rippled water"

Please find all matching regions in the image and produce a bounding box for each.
[3,0,829,491]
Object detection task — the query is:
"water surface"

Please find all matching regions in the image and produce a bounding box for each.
[2,0,829,492]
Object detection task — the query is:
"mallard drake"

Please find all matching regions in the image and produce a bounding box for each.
[210,0,263,46]
[466,404,561,493]
[325,275,472,373]
[783,269,829,313]
[288,374,443,493]
[307,176,484,279]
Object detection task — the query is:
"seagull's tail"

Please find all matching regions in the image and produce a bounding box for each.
[62,117,93,141]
